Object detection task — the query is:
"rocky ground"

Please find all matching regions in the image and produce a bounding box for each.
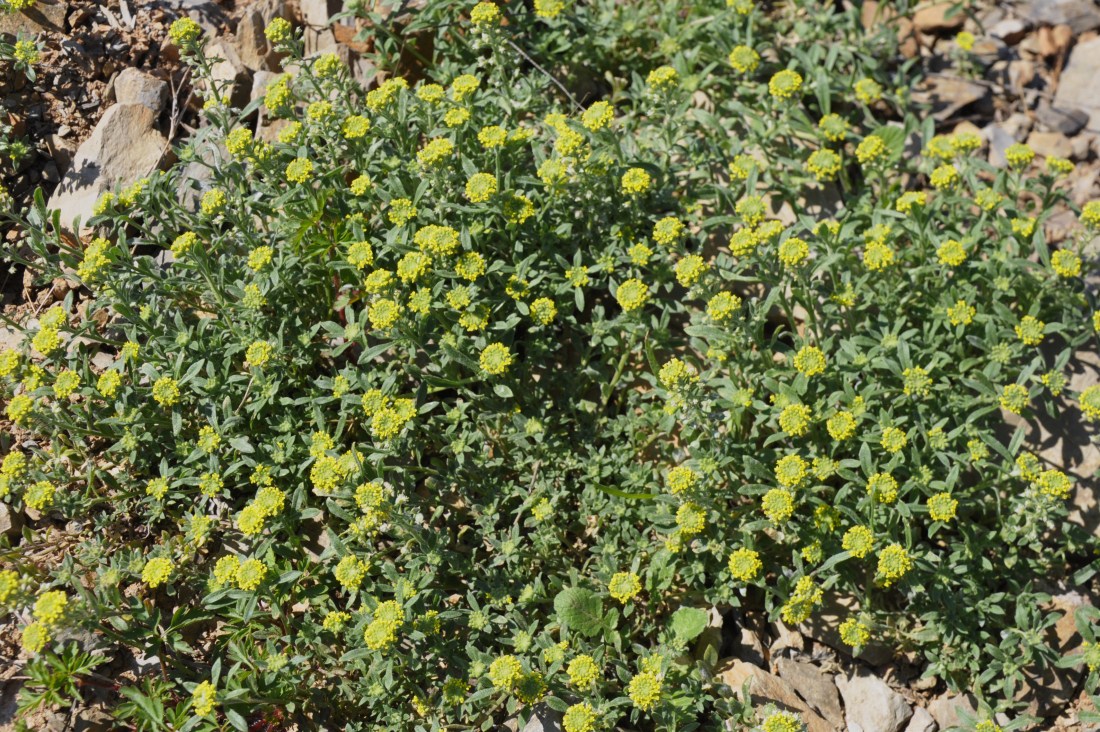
[5,0,1100,730]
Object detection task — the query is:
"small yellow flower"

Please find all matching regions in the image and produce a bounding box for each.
[615,278,649,312]
[169,17,203,45]
[827,410,856,441]
[388,198,418,226]
[1005,143,1034,170]
[876,543,912,585]
[646,65,678,89]
[488,654,522,689]
[666,465,699,494]
[902,366,932,397]
[567,655,600,688]
[843,525,874,558]
[152,376,181,407]
[936,238,966,266]
[336,113,369,138]
[1082,201,1100,228]
[860,241,892,271]
[928,492,958,522]
[200,188,226,216]
[264,18,292,44]
[285,157,313,183]
[192,680,217,716]
[778,403,812,437]
[451,74,480,101]
[761,488,795,523]
[881,426,907,453]
[52,369,80,399]
[999,383,1029,414]
[728,45,760,73]
[728,548,762,582]
[1037,468,1073,499]
[674,255,707,287]
[21,622,50,654]
[929,164,959,190]
[480,343,513,375]
[854,77,882,104]
[947,300,975,326]
[1015,315,1045,346]
[780,575,822,624]
[1047,156,1074,175]
[417,137,454,167]
[334,555,370,589]
[652,216,684,246]
[792,345,826,377]
[839,617,870,647]
[1052,250,1081,278]
[818,114,848,142]
[465,172,498,203]
[1081,384,1100,421]
[896,191,926,214]
[24,480,55,510]
[417,83,444,103]
[707,291,741,321]
[142,557,174,588]
[608,571,642,602]
[247,246,273,271]
[581,101,614,131]
[621,168,652,195]
[775,454,808,488]
[470,1,501,25]
[235,558,268,590]
[806,149,841,181]
[855,135,886,165]
[768,69,802,99]
[245,340,274,368]
[1012,216,1036,237]
[533,0,566,16]
[477,125,507,148]
[762,711,803,732]
[444,108,470,127]
[626,671,662,711]
[33,590,68,625]
[867,472,898,503]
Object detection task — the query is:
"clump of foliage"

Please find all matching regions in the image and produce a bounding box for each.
[2,0,1100,730]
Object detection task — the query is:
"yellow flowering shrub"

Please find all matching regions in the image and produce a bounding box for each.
[0,1,1097,730]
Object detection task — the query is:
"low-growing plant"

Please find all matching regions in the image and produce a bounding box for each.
[1,0,1098,730]
[0,34,39,83]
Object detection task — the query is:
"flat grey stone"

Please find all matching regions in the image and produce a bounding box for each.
[1055,37,1100,132]
[113,68,168,113]
[1019,0,1100,35]
[836,670,913,732]
[1037,101,1089,136]
[904,707,937,732]
[47,104,168,232]
[0,0,67,35]
[520,704,562,732]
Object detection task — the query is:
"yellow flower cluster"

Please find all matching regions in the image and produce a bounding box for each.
[142,557,174,588]
[608,571,642,602]
[780,575,822,624]
[728,548,762,582]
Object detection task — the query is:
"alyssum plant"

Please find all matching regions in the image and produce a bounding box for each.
[1,0,1100,730]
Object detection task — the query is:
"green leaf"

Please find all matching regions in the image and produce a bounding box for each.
[592,483,657,500]
[225,709,249,732]
[228,437,254,454]
[554,587,605,637]
[669,606,708,642]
